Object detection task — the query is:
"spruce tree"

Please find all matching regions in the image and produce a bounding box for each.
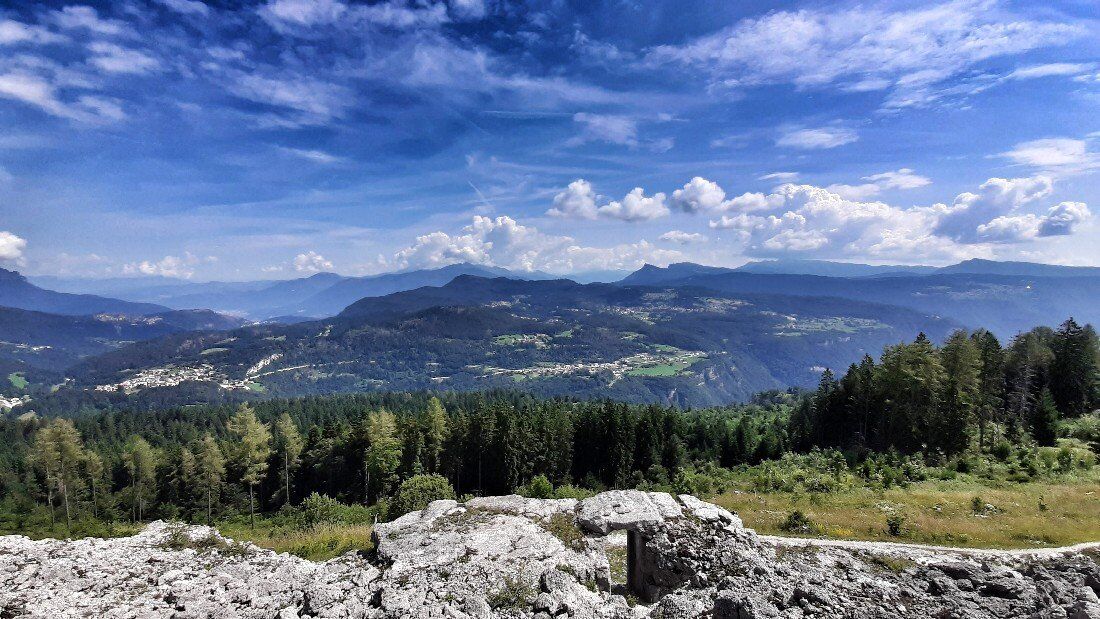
[226,404,272,529]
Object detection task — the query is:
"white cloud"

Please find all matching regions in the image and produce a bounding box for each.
[122,253,203,278]
[87,42,160,75]
[864,168,932,190]
[549,181,669,222]
[260,0,347,28]
[0,166,11,184]
[0,72,125,124]
[51,6,128,37]
[393,215,681,274]
[278,147,343,164]
[569,112,638,147]
[648,0,1084,108]
[547,179,599,220]
[224,72,352,127]
[825,169,931,200]
[449,0,486,20]
[293,251,335,273]
[0,231,26,262]
[1038,202,1091,237]
[154,0,211,16]
[758,172,799,182]
[659,230,708,245]
[597,188,669,222]
[0,19,65,46]
[1000,138,1098,173]
[671,176,726,213]
[777,126,858,150]
[931,176,1053,242]
[1007,63,1094,80]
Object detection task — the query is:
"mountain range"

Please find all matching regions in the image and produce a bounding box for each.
[4,257,1099,410]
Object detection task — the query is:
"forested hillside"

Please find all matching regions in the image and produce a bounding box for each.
[2,317,1095,538]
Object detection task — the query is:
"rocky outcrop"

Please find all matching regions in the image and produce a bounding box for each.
[1,491,1098,618]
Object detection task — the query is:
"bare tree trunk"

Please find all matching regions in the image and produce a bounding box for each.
[207,489,212,524]
[284,451,290,506]
[248,484,255,531]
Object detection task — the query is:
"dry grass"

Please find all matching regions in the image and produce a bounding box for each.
[215,522,374,561]
[711,471,1100,549]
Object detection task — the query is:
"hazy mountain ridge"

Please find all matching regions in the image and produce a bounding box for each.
[58,275,957,408]
[0,268,170,317]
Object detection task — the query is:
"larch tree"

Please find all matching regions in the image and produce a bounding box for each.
[122,436,158,522]
[364,410,402,503]
[421,397,448,475]
[226,404,272,530]
[195,434,225,523]
[272,413,304,506]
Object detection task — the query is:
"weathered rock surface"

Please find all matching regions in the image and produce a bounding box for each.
[0,491,1098,618]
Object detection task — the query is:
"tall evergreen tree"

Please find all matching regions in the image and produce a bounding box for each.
[195,434,225,523]
[271,413,304,506]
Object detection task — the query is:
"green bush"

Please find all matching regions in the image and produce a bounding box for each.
[886,514,906,537]
[388,474,456,520]
[298,493,374,528]
[516,475,554,499]
[780,510,815,534]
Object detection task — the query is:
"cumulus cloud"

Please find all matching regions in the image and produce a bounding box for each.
[931,176,1053,242]
[547,179,599,220]
[548,181,669,222]
[648,1,1084,108]
[776,126,858,150]
[671,177,726,213]
[659,230,707,245]
[123,253,204,278]
[293,251,335,273]
[826,169,931,200]
[1038,202,1091,237]
[597,188,669,221]
[0,231,26,262]
[393,215,681,274]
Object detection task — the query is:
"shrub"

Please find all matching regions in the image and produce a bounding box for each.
[780,510,815,534]
[516,474,554,499]
[388,474,456,520]
[299,493,374,528]
[991,441,1013,462]
[487,575,536,609]
[886,514,906,537]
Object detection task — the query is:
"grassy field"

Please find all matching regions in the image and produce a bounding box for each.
[710,471,1100,549]
[7,373,27,390]
[214,520,373,560]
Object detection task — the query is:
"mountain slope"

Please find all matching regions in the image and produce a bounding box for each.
[934,259,1100,278]
[283,263,547,318]
[0,307,246,371]
[65,276,957,407]
[0,269,169,316]
[735,259,937,278]
[623,265,1100,337]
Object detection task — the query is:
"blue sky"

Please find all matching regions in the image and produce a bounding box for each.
[0,0,1098,280]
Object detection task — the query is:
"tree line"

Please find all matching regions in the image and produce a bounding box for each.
[1,319,1096,532]
[792,318,1099,455]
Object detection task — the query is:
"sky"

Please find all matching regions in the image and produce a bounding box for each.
[0,0,1098,281]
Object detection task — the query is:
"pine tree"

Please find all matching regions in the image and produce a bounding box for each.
[1033,388,1060,446]
[939,330,981,453]
[271,413,303,506]
[1051,318,1099,416]
[195,434,225,523]
[226,404,272,529]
